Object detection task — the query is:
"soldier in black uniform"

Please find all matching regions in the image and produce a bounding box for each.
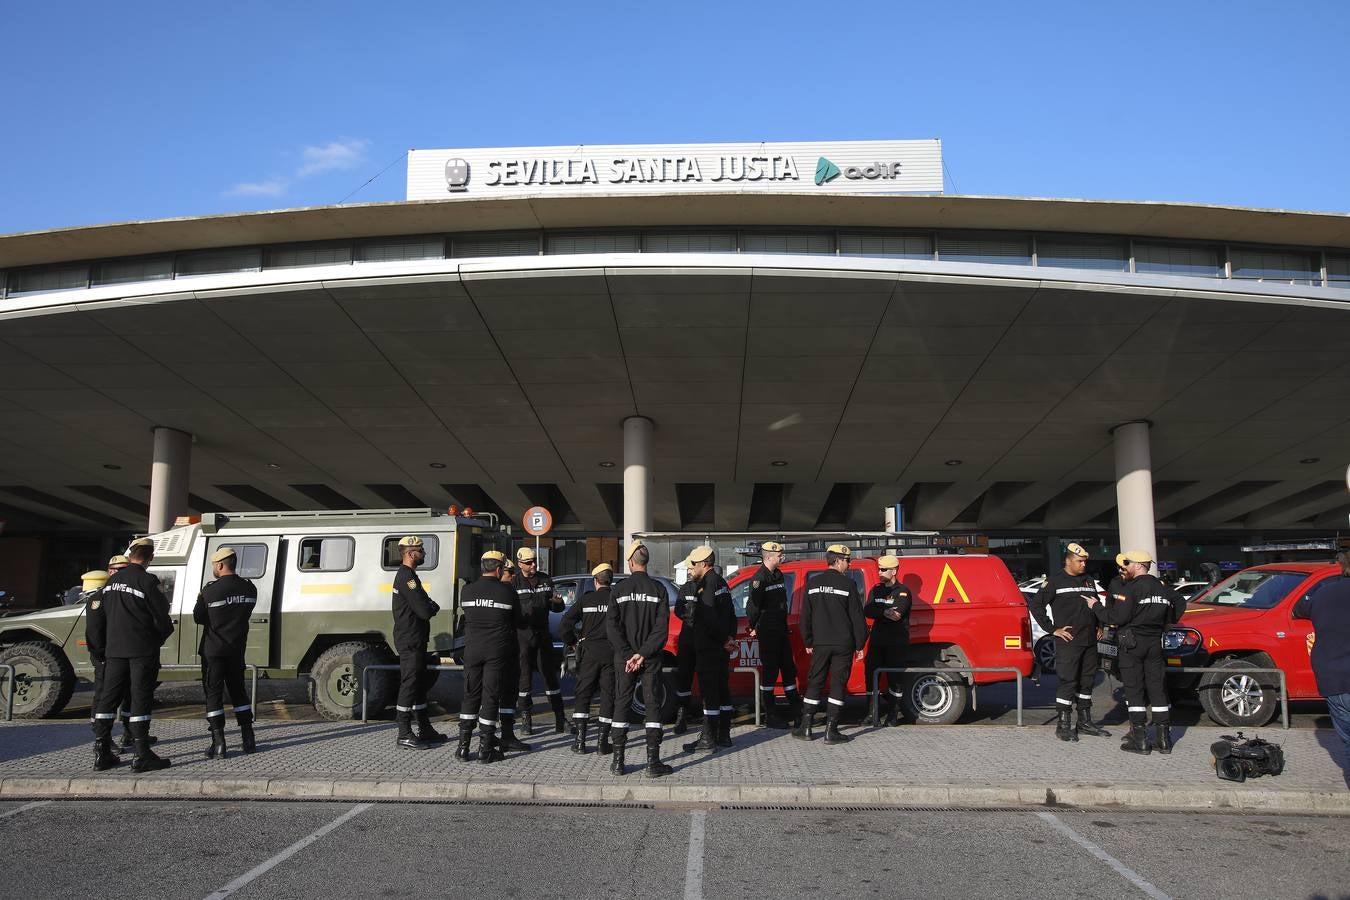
[746,540,800,728]
[671,574,701,735]
[1090,550,1179,755]
[863,554,912,727]
[391,535,446,750]
[90,538,174,772]
[793,544,866,745]
[560,563,616,755]
[679,546,737,753]
[456,551,524,763]
[513,546,567,734]
[1030,543,1110,741]
[80,569,114,762]
[606,539,673,777]
[98,554,143,752]
[194,547,259,758]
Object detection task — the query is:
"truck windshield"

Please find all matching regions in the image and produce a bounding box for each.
[1194,570,1307,610]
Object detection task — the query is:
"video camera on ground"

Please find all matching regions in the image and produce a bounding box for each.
[1210,731,1285,782]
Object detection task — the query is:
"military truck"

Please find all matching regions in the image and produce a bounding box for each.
[0,508,511,720]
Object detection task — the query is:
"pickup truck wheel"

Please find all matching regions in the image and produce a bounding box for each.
[0,642,76,719]
[308,642,395,721]
[899,671,968,725]
[1034,636,1058,675]
[1198,658,1279,727]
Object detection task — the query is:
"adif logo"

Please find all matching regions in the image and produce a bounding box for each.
[815,156,904,186]
[445,158,470,192]
[814,157,841,186]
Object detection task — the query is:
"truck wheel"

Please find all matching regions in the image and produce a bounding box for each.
[308,642,395,721]
[632,668,680,723]
[1034,636,1058,675]
[0,642,76,719]
[1198,658,1279,727]
[898,671,968,725]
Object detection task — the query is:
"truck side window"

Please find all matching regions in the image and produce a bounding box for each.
[225,544,268,579]
[381,535,439,570]
[297,537,354,572]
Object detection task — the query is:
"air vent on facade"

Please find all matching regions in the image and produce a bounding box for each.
[595,483,623,529]
[188,493,228,513]
[365,484,426,508]
[676,483,716,528]
[215,485,295,511]
[518,484,579,525]
[70,485,149,517]
[748,483,785,528]
[291,484,359,510]
[815,483,865,528]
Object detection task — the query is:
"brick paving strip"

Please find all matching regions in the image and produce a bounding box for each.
[1,719,1346,811]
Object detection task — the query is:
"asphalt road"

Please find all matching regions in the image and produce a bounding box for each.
[51,671,1336,731]
[0,799,1346,900]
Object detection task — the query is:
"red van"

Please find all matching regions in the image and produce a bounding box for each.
[1164,562,1336,727]
[663,554,1033,724]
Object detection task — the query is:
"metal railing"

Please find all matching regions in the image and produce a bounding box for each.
[74,662,259,717]
[871,666,1025,727]
[360,663,463,723]
[733,666,763,726]
[1171,665,1290,730]
[0,664,13,721]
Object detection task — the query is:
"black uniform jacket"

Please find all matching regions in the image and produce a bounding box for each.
[560,586,614,653]
[193,574,257,657]
[513,571,562,635]
[460,576,522,650]
[683,571,735,653]
[392,564,439,652]
[801,569,866,651]
[864,581,913,646]
[1030,571,1098,647]
[98,563,173,658]
[606,571,670,662]
[1093,573,1176,638]
[1293,575,1350,697]
[84,588,107,662]
[746,565,789,635]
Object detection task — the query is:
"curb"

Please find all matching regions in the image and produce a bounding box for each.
[3,776,1347,812]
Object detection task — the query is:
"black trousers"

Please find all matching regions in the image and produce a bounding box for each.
[516,631,561,700]
[758,630,798,700]
[865,640,907,704]
[674,631,697,705]
[804,646,853,724]
[397,648,436,714]
[613,654,664,730]
[1118,635,1168,725]
[92,655,157,738]
[460,640,508,727]
[202,653,251,723]
[1054,641,1100,709]
[695,649,729,716]
[570,641,615,723]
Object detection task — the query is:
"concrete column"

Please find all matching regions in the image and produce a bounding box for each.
[622,416,653,553]
[1112,421,1157,564]
[148,426,192,534]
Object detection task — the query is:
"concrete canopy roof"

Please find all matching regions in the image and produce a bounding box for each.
[1,244,1348,535]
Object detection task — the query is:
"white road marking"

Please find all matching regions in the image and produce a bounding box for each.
[0,800,51,820]
[683,809,707,900]
[1036,811,1171,900]
[202,803,371,900]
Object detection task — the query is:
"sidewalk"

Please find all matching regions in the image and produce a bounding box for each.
[2,717,1346,812]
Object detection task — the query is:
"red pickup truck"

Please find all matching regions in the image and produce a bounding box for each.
[664,554,1033,724]
[1164,562,1336,727]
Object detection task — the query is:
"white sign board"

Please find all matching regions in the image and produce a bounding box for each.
[407,140,942,200]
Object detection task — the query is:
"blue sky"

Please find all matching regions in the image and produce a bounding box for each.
[2,0,1348,235]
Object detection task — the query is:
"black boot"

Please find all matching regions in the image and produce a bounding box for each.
[883,693,900,727]
[239,717,257,755]
[763,691,788,728]
[788,692,804,728]
[1154,720,1173,754]
[454,721,475,760]
[130,723,171,773]
[644,728,673,778]
[477,725,503,764]
[716,710,733,748]
[597,722,614,755]
[519,695,534,734]
[206,721,227,760]
[1055,707,1079,742]
[823,719,852,745]
[93,737,120,771]
[550,695,567,734]
[118,719,135,752]
[1120,723,1151,755]
[397,712,428,750]
[792,708,815,741]
[610,730,628,775]
[673,696,692,735]
[683,715,718,754]
[1076,704,1110,738]
[571,719,589,754]
[499,714,532,752]
[417,711,449,745]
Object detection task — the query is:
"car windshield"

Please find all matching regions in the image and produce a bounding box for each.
[1193,570,1307,610]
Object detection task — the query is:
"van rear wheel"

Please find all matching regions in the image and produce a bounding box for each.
[0,641,76,719]
[898,671,968,725]
[308,642,395,720]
